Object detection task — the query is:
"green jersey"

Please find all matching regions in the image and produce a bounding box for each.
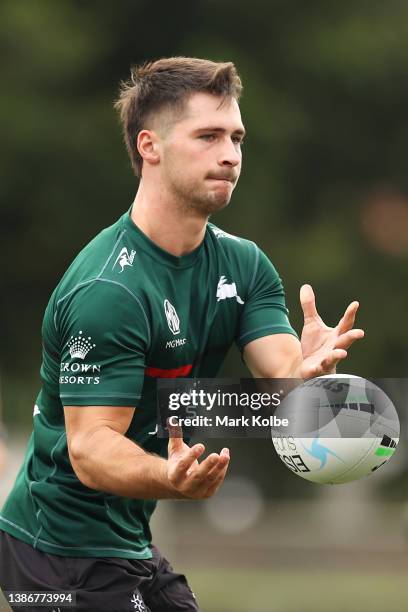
[0,208,297,559]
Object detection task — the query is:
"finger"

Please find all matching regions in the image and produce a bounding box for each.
[169,444,206,486]
[204,448,230,481]
[303,349,348,378]
[190,452,223,481]
[167,417,183,442]
[204,459,231,497]
[300,284,319,321]
[167,418,184,454]
[184,453,227,494]
[337,301,360,334]
[191,451,230,497]
[337,301,359,332]
[304,362,328,378]
[188,450,230,494]
[319,349,348,373]
[334,329,365,350]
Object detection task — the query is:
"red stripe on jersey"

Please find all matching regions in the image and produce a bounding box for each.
[145,364,193,378]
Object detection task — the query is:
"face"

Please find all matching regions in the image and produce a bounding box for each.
[156,92,245,215]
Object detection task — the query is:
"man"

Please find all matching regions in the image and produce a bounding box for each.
[0,57,363,611]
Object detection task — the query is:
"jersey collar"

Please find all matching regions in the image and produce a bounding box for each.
[122,207,205,269]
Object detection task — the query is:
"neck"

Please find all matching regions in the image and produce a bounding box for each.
[130,178,207,257]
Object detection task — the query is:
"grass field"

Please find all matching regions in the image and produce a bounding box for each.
[186,567,408,612]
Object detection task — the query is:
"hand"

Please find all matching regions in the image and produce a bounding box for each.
[166,421,230,500]
[299,284,364,379]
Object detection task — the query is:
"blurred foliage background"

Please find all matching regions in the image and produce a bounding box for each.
[1,1,407,610]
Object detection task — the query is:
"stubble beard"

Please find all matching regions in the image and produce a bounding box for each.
[169,173,234,218]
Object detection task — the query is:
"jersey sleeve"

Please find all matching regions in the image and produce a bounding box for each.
[236,244,298,350]
[56,280,149,406]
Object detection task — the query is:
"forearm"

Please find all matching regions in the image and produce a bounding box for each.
[69,425,176,499]
[245,335,304,378]
[273,353,303,378]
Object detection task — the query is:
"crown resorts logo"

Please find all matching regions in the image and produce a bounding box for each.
[67,331,96,360]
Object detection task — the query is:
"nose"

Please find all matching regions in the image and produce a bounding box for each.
[218,138,241,168]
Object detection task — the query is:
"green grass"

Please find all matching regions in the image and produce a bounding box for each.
[187,568,408,612]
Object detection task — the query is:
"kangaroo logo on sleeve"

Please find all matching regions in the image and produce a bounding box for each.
[164,299,180,335]
[113,247,136,273]
[211,227,240,241]
[216,276,244,304]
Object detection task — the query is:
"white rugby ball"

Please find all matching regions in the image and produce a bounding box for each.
[271,374,399,484]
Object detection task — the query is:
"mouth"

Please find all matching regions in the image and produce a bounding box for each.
[207,177,235,184]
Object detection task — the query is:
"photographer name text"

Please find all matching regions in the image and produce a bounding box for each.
[168,415,288,427]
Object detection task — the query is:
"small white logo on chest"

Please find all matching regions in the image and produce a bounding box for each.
[164,299,180,335]
[217,276,244,304]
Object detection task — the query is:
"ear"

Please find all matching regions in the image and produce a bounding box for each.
[136,129,160,166]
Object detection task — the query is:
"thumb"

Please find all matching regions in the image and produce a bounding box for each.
[167,418,184,456]
[300,284,318,321]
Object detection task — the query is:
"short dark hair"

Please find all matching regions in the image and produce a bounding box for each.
[114,57,243,177]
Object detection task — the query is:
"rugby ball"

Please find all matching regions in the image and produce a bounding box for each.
[271,374,399,484]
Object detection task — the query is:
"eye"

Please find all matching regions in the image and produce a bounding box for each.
[232,136,244,146]
[200,134,216,142]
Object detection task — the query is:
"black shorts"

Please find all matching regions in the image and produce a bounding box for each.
[0,531,199,611]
